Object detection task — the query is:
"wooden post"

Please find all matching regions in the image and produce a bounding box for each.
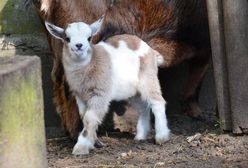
[206,0,232,131]
[0,56,48,168]
[223,0,248,134]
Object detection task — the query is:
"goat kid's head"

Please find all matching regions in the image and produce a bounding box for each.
[45,19,102,61]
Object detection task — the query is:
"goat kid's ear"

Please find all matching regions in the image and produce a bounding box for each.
[90,16,104,35]
[45,21,65,42]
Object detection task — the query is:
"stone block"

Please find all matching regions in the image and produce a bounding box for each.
[0,56,48,168]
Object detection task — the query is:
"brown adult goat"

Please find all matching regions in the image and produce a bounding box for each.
[26,0,111,139]
[92,0,211,118]
[27,0,211,140]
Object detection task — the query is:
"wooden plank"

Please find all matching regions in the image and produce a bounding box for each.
[206,0,232,130]
[223,0,248,134]
[0,56,48,168]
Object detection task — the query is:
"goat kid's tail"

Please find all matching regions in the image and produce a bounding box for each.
[152,49,165,67]
[157,54,165,66]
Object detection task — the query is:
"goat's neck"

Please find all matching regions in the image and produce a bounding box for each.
[62,48,92,73]
[62,48,94,94]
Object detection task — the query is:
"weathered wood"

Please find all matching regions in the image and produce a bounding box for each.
[206,0,232,130]
[223,0,248,134]
[0,56,48,168]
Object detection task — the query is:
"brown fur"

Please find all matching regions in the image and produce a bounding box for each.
[92,0,211,117]
[29,0,211,139]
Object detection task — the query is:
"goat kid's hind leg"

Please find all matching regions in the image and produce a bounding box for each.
[149,96,170,144]
[130,97,151,141]
[139,54,170,144]
[139,81,170,144]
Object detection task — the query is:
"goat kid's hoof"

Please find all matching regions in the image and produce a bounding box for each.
[155,130,170,145]
[94,139,105,148]
[72,144,90,155]
[134,134,147,141]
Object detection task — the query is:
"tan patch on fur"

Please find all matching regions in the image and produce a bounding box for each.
[139,49,162,101]
[105,34,141,51]
[139,49,157,74]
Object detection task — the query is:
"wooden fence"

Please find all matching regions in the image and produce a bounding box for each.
[207,0,248,134]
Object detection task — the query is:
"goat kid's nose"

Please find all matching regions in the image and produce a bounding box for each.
[75,43,83,49]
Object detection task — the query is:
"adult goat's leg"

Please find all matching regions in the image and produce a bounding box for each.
[181,51,210,118]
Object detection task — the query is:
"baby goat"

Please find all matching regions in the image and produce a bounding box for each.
[45,21,170,155]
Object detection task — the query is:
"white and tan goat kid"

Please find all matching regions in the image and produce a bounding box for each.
[45,21,170,155]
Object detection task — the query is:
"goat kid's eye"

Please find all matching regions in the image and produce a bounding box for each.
[65,37,70,43]
[88,36,92,42]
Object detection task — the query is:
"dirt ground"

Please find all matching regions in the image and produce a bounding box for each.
[47,111,248,168]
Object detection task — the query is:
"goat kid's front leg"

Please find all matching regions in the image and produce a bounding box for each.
[75,96,86,119]
[72,110,101,155]
[72,97,108,155]
[73,97,95,154]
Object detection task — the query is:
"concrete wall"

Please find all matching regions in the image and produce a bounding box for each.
[0,0,63,137]
[0,0,217,137]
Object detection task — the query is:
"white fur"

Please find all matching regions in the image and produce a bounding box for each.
[65,23,92,61]
[72,133,94,155]
[157,55,165,66]
[150,100,170,144]
[90,17,104,35]
[98,40,151,101]
[83,109,102,125]
[73,110,101,155]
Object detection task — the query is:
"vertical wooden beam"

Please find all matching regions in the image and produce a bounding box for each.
[206,0,232,130]
[223,0,248,134]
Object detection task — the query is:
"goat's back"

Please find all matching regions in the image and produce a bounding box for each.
[93,0,210,50]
